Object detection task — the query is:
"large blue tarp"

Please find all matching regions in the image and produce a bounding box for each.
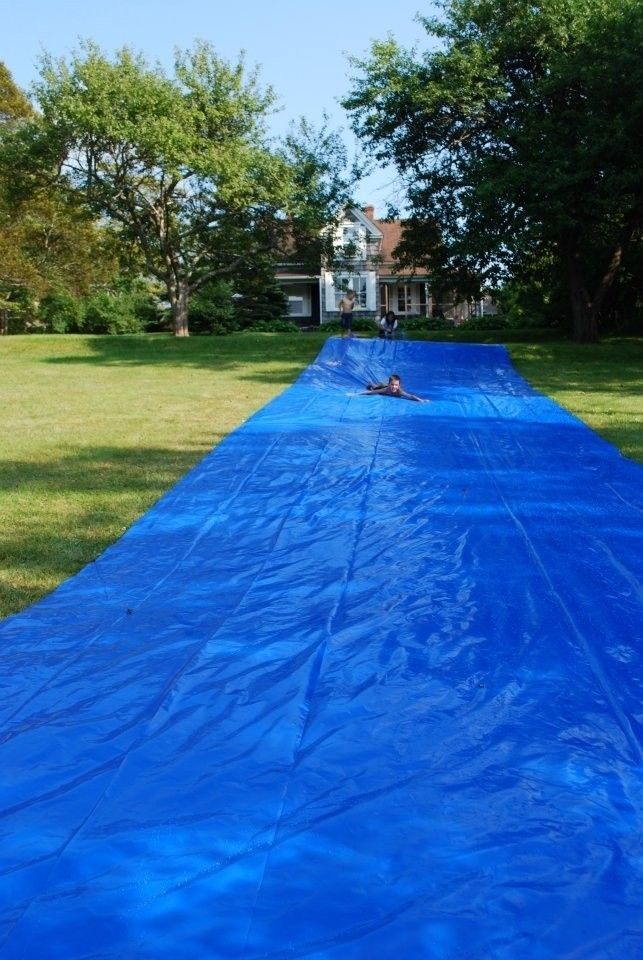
[1,337,642,959]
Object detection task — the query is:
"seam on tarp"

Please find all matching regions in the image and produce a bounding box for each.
[605,482,643,514]
[239,389,388,957]
[591,539,643,604]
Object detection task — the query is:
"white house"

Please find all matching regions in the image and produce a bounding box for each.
[277,205,432,326]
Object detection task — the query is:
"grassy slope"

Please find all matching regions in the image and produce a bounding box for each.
[0,333,327,618]
[0,331,640,619]
[508,337,643,464]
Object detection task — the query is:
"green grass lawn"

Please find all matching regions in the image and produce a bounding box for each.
[1,330,641,620]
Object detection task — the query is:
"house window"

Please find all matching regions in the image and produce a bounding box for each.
[325,271,375,313]
[286,284,311,317]
[341,226,366,258]
[396,283,426,315]
[335,275,367,308]
[397,285,413,314]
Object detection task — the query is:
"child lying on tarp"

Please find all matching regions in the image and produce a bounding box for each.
[364,374,427,403]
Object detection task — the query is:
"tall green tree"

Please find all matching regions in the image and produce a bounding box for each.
[33,42,354,336]
[0,63,33,123]
[0,64,35,332]
[0,63,117,333]
[344,0,643,341]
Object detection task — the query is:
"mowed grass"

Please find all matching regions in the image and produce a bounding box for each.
[507,336,643,463]
[1,330,641,619]
[0,332,327,619]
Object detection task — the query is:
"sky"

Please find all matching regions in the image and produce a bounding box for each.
[2,0,437,213]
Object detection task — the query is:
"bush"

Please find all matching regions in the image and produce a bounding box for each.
[129,284,165,332]
[493,279,565,329]
[84,291,145,334]
[401,315,454,331]
[459,314,510,331]
[1,290,39,333]
[247,319,301,333]
[188,280,239,335]
[323,316,378,333]
[232,266,289,328]
[39,292,85,333]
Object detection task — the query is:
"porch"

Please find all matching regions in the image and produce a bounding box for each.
[379,279,431,317]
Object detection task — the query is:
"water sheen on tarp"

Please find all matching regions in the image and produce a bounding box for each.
[1,338,642,960]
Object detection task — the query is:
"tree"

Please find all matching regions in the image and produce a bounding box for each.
[33,42,354,336]
[0,63,33,124]
[0,63,118,334]
[343,0,643,341]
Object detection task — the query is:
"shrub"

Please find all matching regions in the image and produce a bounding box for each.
[232,266,289,328]
[459,314,510,330]
[1,290,38,333]
[130,286,165,331]
[247,319,301,333]
[188,280,239,335]
[39,292,85,333]
[323,316,378,333]
[401,315,454,331]
[84,291,145,334]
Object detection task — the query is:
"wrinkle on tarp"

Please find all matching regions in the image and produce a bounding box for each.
[1,337,642,960]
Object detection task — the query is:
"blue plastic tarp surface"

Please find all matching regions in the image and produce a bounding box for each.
[1,337,642,959]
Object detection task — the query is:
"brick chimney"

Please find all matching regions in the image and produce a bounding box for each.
[362,204,375,220]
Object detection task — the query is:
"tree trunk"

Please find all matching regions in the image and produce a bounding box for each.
[566,245,599,343]
[169,279,190,337]
[0,310,8,336]
[565,203,642,343]
[569,274,598,343]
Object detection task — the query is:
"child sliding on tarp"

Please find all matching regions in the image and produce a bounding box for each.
[364,373,427,403]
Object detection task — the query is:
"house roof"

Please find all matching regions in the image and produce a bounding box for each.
[275,207,431,282]
[373,217,429,279]
[348,207,383,239]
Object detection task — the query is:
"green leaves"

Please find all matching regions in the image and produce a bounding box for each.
[28,41,354,334]
[343,0,643,339]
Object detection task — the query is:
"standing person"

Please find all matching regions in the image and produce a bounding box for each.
[338,289,357,338]
[364,374,427,403]
[379,311,398,339]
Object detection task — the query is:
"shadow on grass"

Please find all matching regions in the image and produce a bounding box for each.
[42,332,329,374]
[37,330,643,390]
[509,338,643,391]
[595,423,643,463]
[0,444,213,620]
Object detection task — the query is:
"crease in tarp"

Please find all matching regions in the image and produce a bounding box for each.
[239,406,388,956]
[460,402,643,765]
[1,337,642,959]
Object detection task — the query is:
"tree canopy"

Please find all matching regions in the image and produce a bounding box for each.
[30,42,354,336]
[0,63,117,334]
[343,0,643,340]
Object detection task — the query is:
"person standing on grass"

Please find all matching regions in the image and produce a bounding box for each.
[338,289,357,338]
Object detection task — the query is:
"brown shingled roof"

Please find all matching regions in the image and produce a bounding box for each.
[374,219,429,278]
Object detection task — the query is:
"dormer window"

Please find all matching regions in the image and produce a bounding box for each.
[341,225,366,257]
